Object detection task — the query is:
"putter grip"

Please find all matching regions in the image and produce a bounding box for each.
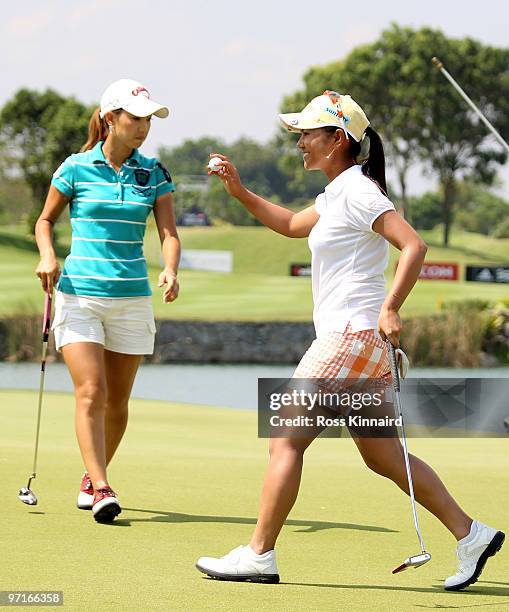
[387,341,400,392]
[42,292,52,339]
[432,56,444,70]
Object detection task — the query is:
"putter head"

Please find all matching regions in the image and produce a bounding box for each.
[18,487,38,506]
[392,552,431,574]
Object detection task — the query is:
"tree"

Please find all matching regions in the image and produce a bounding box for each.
[159,136,303,224]
[0,89,93,233]
[493,217,509,239]
[454,183,509,235]
[407,191,442,230]
[202,180,260,225]
[0,176,33,224]
[227,137,288,200]
[281,24,509,245]
[416,34,509,245]
[406,183,509,234]
[279,26,425,217]
[159,136,226,177]
[160,135,293,201]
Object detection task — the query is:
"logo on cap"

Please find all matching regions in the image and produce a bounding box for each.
[132,86,150,98]
[290,119,298,125]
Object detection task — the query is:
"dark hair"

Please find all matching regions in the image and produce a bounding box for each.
[80,107,122,152]
[324,125,387,195]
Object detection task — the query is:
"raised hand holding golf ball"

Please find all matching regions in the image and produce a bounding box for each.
[208,157,223,173]
[207,153,245,199]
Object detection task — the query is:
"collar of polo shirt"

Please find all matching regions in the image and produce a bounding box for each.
[124,148,142,166]
[324,165,360,196]
[90,141,142,166]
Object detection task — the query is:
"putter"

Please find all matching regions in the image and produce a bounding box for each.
[18,291,53,506]
[387,340,432,573]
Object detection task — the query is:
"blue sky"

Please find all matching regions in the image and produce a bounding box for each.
[2,0,509,196]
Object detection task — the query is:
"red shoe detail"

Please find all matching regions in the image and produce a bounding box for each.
[92,486,121,523]
[93,486,118,505]
[80,473,93,495]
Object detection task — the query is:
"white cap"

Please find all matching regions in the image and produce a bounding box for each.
[99,79,169,119]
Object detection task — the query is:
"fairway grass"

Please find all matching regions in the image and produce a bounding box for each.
[1,225,508,320]
[2,390,508,611]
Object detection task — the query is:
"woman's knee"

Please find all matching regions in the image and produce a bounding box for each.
[361,444,404,478]
[363,454,391,477]
[268,437,310,460]
[75,379,106,411]
[105,399,129,421]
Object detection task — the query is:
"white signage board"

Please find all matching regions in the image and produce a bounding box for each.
[179,250,233,273]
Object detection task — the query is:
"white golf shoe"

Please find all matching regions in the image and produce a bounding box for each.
[196,545,280,583]
[76,473,94,510]
[444,520,505,591]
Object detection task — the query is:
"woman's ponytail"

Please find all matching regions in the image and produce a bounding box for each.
[360,127,387,195]
[80,107,108,152]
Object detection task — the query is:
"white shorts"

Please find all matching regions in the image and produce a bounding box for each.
[52,292,156,355]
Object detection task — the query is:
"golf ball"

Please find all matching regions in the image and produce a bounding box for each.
[208,157,223,172]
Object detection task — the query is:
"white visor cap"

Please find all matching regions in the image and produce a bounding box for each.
[279,91,369,142]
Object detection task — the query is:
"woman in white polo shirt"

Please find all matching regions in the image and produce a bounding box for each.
[196,91,504,589]
[35,79,180,523]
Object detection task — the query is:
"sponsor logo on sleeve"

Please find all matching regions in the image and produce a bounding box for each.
[156,162,173,183]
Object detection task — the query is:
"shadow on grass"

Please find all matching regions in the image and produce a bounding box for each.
[114,507,396,534]
[424,238,508,264]
[285,581,509,599]
[196,577,509,601]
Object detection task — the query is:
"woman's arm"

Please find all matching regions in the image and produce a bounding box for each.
[153,192,181,303]
[209,153,319,238]
[372,210,428,346]
[35,185,70,293]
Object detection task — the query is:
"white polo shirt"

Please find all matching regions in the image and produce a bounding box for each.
[308,165,395,337]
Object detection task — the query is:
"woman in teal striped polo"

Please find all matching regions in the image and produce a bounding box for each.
[35,79,180,523]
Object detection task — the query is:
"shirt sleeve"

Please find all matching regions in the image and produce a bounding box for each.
[154,162,176,198]
[314,193,326,215]
[347,188,396,233]
[51,157,74,197]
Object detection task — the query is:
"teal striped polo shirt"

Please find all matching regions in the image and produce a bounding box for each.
[51,141,175,297]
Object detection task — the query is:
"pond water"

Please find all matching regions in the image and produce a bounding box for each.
[1,362,508,410]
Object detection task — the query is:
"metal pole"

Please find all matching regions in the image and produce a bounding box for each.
[432,57,509,154]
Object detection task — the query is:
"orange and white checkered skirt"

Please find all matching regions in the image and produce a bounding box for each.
[293,325,391,384]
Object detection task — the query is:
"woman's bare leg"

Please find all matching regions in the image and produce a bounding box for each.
[249,435,317,554]
[62,342,108,489]
[103,350,141,465]
[353,435,472,540]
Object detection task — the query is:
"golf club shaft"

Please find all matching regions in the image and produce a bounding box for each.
[388,342,427,553]
[30,339,48,479]
[30,292,52,482]
[432,57,509,154]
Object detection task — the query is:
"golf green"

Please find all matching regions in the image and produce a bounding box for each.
[1,390,508,611]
